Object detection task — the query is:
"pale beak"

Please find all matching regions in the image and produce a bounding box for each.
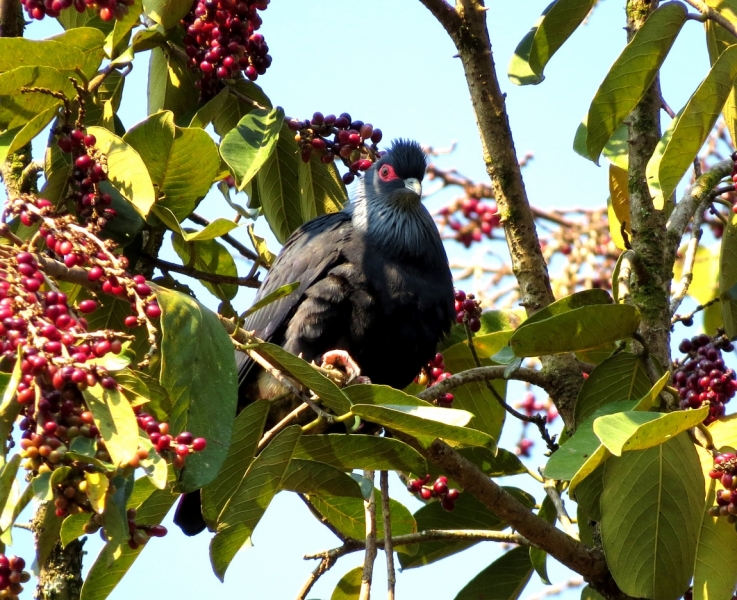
[404,178,422,196]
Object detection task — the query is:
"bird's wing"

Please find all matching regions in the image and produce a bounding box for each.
[237,211,352,385]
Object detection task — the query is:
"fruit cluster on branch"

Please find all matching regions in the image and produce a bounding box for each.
[21,0,134,21]
[406,474,460,511]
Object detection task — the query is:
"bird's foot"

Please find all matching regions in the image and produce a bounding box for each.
[320,350,363,385]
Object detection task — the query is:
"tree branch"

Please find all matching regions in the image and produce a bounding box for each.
[379,472,395,600]
[682,0,737,38]
[140,254,261,288]
[421,439,625,598]
[417,365,553,402]
[419,0,583,431]
[360,470,377,600]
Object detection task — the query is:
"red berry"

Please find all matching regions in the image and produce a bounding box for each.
[192,437,207,451]
[145,303,161,319]
[78,299,97,314]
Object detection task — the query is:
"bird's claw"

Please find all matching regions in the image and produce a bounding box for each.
[320,350,363,385]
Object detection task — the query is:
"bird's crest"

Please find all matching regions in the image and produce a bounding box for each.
[383,139,427,181]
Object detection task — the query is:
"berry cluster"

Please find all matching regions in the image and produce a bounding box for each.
[21,0,134,21]
[0,555,29,600]
[8,195,162,336]
[708,452,737,526]
[437,198,500,248]
[407,474,460,511]
[454,289,481,332]
[287,112,383,185]
[517,392,558,423]
[181,0,271,100]
[126,508,168,550]
[674,334,736,424]
[54,129,116,229]
[415,352,453,407]
[135,410,206,470]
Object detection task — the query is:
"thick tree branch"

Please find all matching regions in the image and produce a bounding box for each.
[419,0,583,430]
[625,0,671,370]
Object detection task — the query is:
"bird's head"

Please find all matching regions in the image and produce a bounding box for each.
[365,139,427,205]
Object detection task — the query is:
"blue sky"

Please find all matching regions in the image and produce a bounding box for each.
[9,1,714,598]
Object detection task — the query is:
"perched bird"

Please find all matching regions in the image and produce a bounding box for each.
[174,139,454,536]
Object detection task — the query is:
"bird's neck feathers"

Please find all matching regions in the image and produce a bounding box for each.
[348,179,445,263]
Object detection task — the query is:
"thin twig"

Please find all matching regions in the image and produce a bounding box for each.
[245,349,335,422]
[682,0,737,38]
[672,297,721,327]
[463,321,558,452]
[544,481,578,540]
[303,530,530,562]
[360,470,377,600]
[379,472,395,600]
[141,254,261,287]
[187,212,259,262]
[670,200,707,316]
[257,403,311,452]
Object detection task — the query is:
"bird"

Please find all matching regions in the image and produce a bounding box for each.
[174,139,455,536]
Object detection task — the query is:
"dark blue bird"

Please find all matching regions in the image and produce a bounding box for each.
[174,139,454,536]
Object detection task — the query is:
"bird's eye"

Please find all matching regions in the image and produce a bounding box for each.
[378,164,397,181]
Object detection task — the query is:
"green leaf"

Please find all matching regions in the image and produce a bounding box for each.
[246,223,276,267]
[171,233,238,301]
[0,37,87,72]
[0,107,58,164]
[104,0,141,58]
[457,447,526,478]
[720,202,737,337]
[331,566,362,600]
[181,218,238,242]
[0,67,75,129]
[0,455,21,520]
[579,2,687,163]
[142,0,192,30]
[519,289,613,329]
[594,407,708,456]
[309,491,416,546]
[531,495,557,584]
[692,445,737,600]
[439,309,524,351]
[575,352,652,425]
[545,401,635,481]
[220,107,284,190]
[147,46,199,117]
[256,124,305,244]
[157,286,238,492]
[509,304,640,357]
[351,404,495,450]
[187,86,230,128]
[298,146,348,220]
[137,435,168,490]
[399,489,534,568]
[210,426,301,581]
[241,282,299,319]
[600,433,703,600]
[508,0,596,85]
[440,342,507,441]
[60,513,90,548]
[80,475,178,600]
[212,79,272,136]
[132,24,167,52]
[83,385,138,467]
[253,343,352,414]
[453,546,533,600]
[644,105,681,210]
[123,111,220,220]
[86,126,156,218]
[649,45,737,205]
[280,460,363,498]
[201,401,269,528]
[292,434,427,474]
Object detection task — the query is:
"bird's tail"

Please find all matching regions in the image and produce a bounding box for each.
[173,490,207,536]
